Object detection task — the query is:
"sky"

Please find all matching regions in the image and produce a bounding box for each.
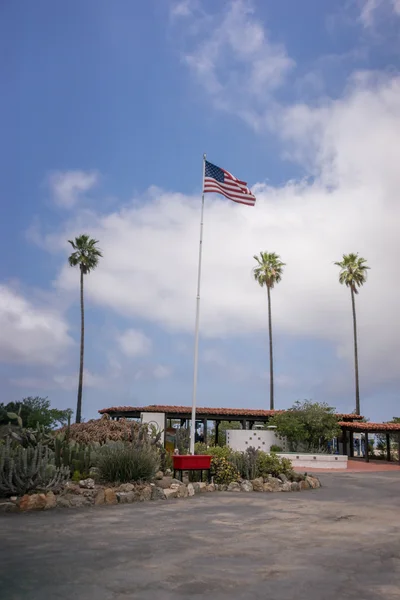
[1,0,399,422]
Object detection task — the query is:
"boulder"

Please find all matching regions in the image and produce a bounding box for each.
[251,477,264,492]
[177,485,189,498]
[44,492,57,510]
[187,483,195,497]
[118,483,134,493]
[134,485,152,502]
[0,501,18,513]
[263,483,274,492]
[192,482,201,494]
[206,483,216,492]
[79,478,95,489]
[227,482,241,492]
[57,494,91,508]
[151,486,166,501]
[265,477,282,491]
[165,468,173,477]
[306,476,321,489]
[19,493,47,511]
[164,488,179,499]
[171,478,184,486]
[155,471,164,480]
[291,482,301,492]
[299,479,311,491]
[278,473,288,483]
[199,482,208,493]
[281,482,292,492]
[217,484,228,492]
[116,491,135,504]
[104,488,118,505]
[94,489,105,505]
[240,480,253,492]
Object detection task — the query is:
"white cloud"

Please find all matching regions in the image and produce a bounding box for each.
[358,0,400,27]
[133,364,172,380]
[153,365,172,379]
[51,72,400,386]
[170,0,195,18]
[0,285,73,366]
[117,328,152,357]
[181,0,294,122]
[11,370,106,391]
[48,170,98,208]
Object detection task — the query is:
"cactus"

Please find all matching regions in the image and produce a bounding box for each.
[53,434,94,476]
[0,437,70,496]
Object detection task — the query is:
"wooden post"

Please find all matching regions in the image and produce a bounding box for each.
[203,418,208,445]
[242,419,247,430]
[386,433,391,462]
[342,430,348,456]
[215,420,220,446]
[349,430,354,458]
[365,432,369,462]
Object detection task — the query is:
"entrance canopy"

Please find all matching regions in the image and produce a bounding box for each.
[339,421,400,464]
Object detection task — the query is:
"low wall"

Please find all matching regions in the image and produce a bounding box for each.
[277,453,348,470]
[226,429,285,452]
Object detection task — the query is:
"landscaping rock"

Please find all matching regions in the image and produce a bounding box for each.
[240,480,253,492]
[19,493,47,511]
[116,491,135,504]
[165,468,172,477]
[217,484,228,492]
[104,488,118,505]
[155,471,164,480]
[291,482,301,492]
[199,482,208,493]
[79,478,95,489]
[306,476,320,489]
[299,479,311,490]
[171,478,184,486]
[227,482,241,492]
[265,477,282,491]
[94,489,105,505]
[157,477,174,489]
[281,482,292,492]
[134,485,152,502]
[263,483,275,492]
[206,483,216,492]
[187,483,195,497]
[164,488,179,499]
[278,473,288,483]
[118,483,134,493]
[151,486,166,501]
[44,492,57,510]
[57,494,91,508]
[0,501,18,513]
[192,482,201,494]
[177,485,189,498]
[251,477,264,492]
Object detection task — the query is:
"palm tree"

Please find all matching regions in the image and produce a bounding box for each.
[335,253,369,416]
[68,235,102,423]
[253,252,286,410]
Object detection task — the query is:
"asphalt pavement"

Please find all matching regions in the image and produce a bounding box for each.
[1,472,400,600]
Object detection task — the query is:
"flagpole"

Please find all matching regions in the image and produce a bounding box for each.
[190,153,206,455]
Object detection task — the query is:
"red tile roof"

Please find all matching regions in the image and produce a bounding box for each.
[339,421,400,432]
[98,404,364,420]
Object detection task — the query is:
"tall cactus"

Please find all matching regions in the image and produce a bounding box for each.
[0,438,70,496]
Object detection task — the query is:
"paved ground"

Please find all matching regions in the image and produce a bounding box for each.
[305,458,400,473]
[1,472,400,600]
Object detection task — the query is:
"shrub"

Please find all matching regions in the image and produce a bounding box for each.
[0,437,70,497]
[210,456,240,485]
[256,451,293,479]
[94,441,160,483]
[230,447,258,480]
[270,444,283,452]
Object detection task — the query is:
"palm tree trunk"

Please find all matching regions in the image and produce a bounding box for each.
[351,287,360,415]
[76,266,85,423]
[267,285,274,411]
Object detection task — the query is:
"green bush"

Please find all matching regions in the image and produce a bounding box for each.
[256,451,292,478]
[270,444,283,452]
[230,447,258,480]
[195,443,232,460]
[0,437,70,497]
[94,441,160,483]
[210,456,240,485]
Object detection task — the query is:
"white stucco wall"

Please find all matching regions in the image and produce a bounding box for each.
[141,412,165,444]
[277,453,348,469]
[226,429,285,452]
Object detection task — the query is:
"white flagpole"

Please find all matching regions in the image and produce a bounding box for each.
[189,153,206,455]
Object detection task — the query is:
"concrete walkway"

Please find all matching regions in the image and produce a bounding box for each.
[1,471,400,600]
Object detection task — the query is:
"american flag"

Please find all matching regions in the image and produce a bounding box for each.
[203,160,256,206]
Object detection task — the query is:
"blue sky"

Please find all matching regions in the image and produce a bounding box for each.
[1,0,400,422]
